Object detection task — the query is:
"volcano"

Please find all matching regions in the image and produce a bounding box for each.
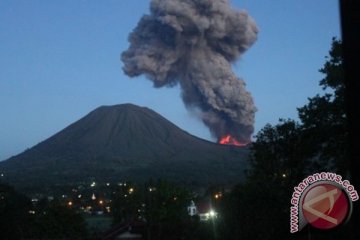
[0,104,249,187]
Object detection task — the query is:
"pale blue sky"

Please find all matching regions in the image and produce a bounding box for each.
[0,0,340,160]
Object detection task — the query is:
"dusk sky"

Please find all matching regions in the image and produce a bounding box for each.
[0,0,340,161]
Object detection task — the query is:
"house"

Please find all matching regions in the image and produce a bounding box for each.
[187,200,197,216]
[187,201,217,221]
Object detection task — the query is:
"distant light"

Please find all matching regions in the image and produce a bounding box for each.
[106,206,111,212]
[99,200,103,205]
[209,210,216,217]
[78,194,82,198]
[68,201,73,206]
[91,182,96,187]
[214,193,222,199]
[0,173,4,177]
[106,183,110,186]
[129,188,134,194]
[28,210,36,215]
[92,193,96,200]
[282,173,287,178]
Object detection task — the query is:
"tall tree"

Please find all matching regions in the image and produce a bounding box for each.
[297,38,348,174]
[219,38,349,239]
[0,183,34,240]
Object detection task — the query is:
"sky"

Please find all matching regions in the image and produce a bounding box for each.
[0,0,341,161]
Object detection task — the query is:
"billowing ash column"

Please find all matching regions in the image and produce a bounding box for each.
[121,0,258,144]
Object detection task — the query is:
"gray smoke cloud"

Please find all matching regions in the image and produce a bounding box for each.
[121,0,258,143]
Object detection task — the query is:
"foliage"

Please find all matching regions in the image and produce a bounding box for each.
[111,180,201,240]
[0,183,88,240]
[298,38,348,174]
[32,199,88,239]
[249,119,308,183]
[219,38,349,239]
[249,37,346,184]
[0,183,34,239]
[219,120,305,239]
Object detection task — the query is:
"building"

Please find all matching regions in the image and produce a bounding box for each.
[187,200,217,221]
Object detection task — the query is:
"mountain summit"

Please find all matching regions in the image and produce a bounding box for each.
[0,104,249,187]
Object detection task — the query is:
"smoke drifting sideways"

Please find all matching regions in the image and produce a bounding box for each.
[121,0,258,144]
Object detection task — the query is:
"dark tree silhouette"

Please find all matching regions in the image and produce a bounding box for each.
[219,38,353,240]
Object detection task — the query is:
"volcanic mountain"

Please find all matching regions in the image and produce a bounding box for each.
[0,104,249,187]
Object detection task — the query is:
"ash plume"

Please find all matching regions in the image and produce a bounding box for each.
[121,0,258,143]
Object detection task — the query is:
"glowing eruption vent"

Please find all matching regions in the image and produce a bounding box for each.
[219,135,247,147]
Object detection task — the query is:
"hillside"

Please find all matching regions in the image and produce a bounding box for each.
[0,104,249,187]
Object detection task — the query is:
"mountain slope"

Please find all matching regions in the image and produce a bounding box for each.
[0,104,249,187]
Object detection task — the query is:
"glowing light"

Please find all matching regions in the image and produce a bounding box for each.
[90,182,96,187]
[99,200,103,205]
[282,173,287,178]
[219,135,247,147]
[129,188,134,194]
[91,193,96,200]
[106,206,111,212]
[209,210,216,217]
[214,192,222,199]
[68,201,73,206]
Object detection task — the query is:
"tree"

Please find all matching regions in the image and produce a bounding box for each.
[32,200,88,239]
[218,38,349,239]
[298,38,348,174]
[0,183,34,240]
[218,120,306,240]
[111,180,198,240]
[0,183,88,239]
[249,119,308,184]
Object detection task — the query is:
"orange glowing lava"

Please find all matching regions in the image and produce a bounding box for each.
[219,135,247,147]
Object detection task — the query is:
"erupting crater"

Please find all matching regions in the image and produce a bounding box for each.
[219,135,248,147]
